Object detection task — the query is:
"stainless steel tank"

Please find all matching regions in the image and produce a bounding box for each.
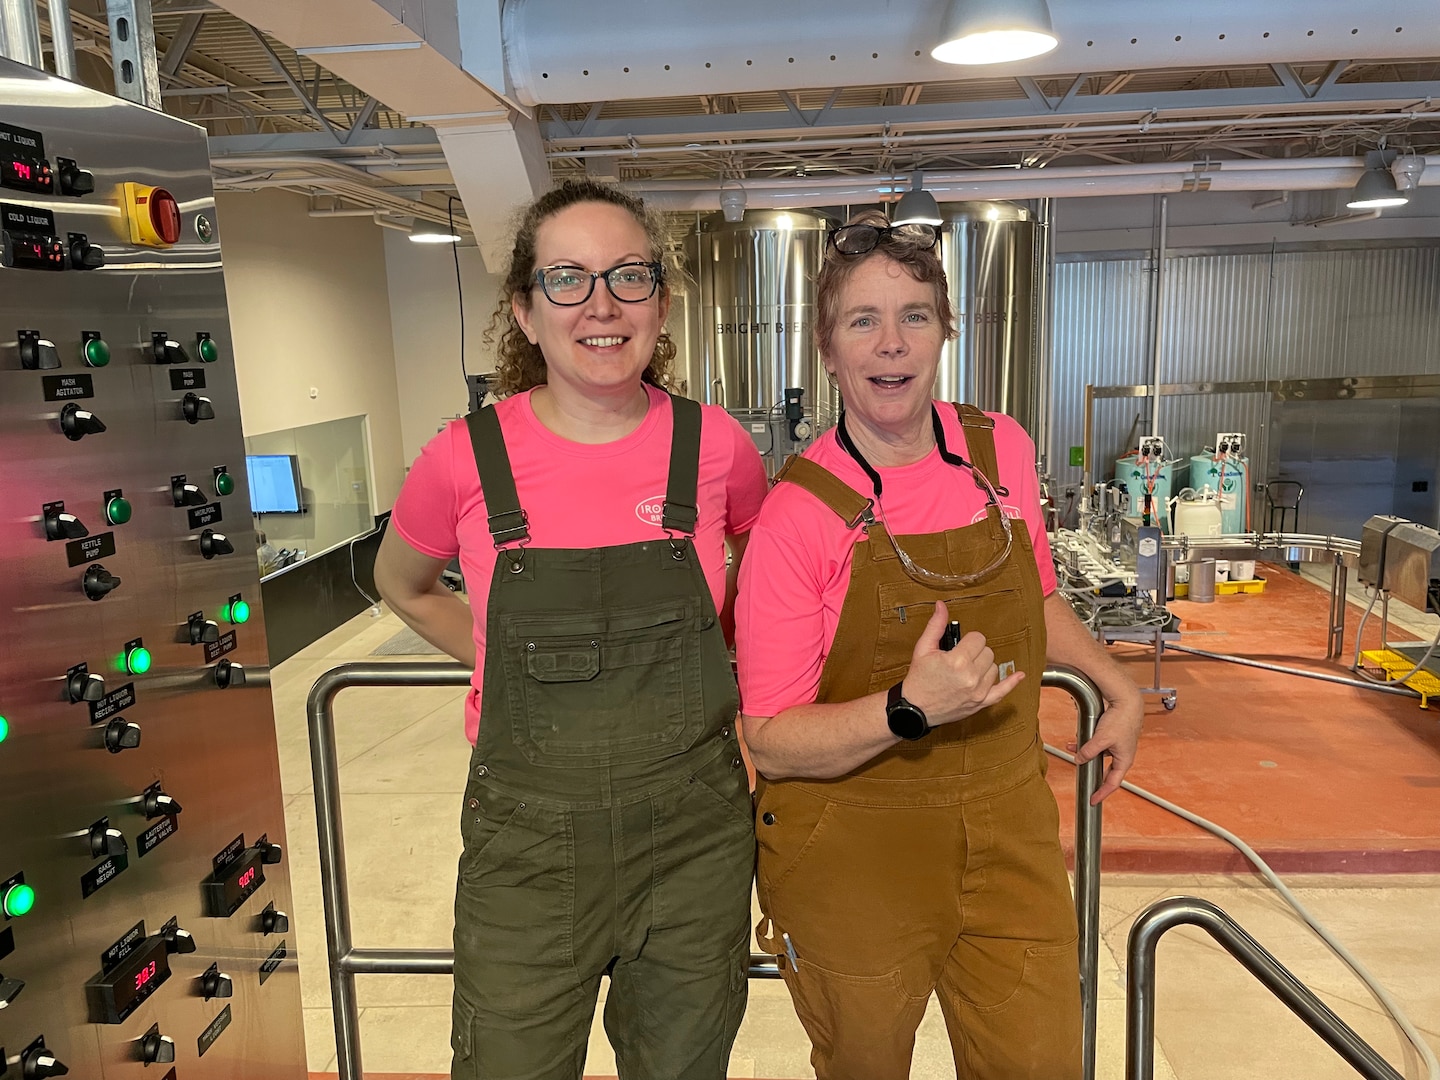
[684,209,835,422]
[935,202,1042,438]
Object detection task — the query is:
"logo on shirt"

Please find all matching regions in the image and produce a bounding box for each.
[970,503,1025,525]
[635,495,666,526]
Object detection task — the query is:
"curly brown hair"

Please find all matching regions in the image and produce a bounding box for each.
[485,179,676,397]
[814,208,957,357]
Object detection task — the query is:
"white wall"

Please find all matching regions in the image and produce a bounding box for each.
[216,189,405,512]
[382,228,504,467]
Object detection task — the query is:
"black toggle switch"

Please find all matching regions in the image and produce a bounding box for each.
[256,838,284,865]
[19,331,60,370]
[163,924,197,955]
[21,1042,68,1078]
[67,232,105,271]
[44,506,89,541]
[0,970,25,1008]
[182,392,215,424]
[151,332,189,364]
[60,402,106,440]
[199,528,234,559]
[143,789,182,819]
[261,905,290,935]
[188,614,220,645]
[200,968,233,1000]
[104,717,142,753]
[171,477,206,507]
[67,668,106,702]
[138,1030,176,1065]
[82,563,122,600]
[214,658,246,689]
[56,157,95,197]
[88,821,127,858]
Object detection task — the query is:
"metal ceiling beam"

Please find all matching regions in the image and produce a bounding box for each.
[158,11,204,77]
[343,95,381,143]
[542,77,1440,146]
[247,23,336,138]
[210,127,439,154]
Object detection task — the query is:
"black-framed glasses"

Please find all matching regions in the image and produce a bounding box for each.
[531,261,664,306]
[827,223,940,256]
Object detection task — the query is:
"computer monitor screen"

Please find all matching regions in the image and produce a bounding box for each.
[246,454,303,514]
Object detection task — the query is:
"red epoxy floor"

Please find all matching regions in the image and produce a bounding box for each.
[1041,568,1440,872]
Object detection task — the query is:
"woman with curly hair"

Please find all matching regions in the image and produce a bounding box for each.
[375,179,767,1079]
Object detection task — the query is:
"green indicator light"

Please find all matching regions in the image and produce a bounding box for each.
[105,496,133,525]
[227,599,251,625]
[197,336,219,363]
[126,645,153,675]
[84,337,111,368]
[0,715,9,743]
[214,471,235,497]
[4,882,36,917]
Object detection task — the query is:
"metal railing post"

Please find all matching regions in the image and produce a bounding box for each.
[1043,665,1105,1080]
[1126,896,1404,1080]
[308,662,1106,1080]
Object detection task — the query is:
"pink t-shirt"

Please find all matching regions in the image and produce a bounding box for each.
[736,406,1055,719]
[392,384,769,744]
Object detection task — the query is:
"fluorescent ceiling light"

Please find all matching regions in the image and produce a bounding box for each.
[932,0,1058,65]
[409,221,462,243]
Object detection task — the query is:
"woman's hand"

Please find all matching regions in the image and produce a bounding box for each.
[901,600,1026,727]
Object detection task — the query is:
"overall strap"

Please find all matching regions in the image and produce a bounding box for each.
[465,406,530,548]
[953,403,1003,493]
[774,455,875,529]
[661,393,702,536]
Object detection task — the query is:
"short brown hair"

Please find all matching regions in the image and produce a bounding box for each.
[813,208,957,356]
[485,179,676,397]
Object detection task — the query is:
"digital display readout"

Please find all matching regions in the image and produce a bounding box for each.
[87,934,172,1024]
[1,156,53,193]
[202,846,266,917]
[3,233,65,270]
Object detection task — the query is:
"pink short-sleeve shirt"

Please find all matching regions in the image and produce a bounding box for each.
[391,384,769,744]
[735,406,1055,720]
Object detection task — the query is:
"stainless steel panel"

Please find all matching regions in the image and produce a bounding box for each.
[935,203,1041,438]
[0,58,305,1080]
[1382,522,1440,612]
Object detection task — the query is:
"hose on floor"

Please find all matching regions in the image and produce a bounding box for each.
[1350,585,1440,688]
[1043,744,1440,1080]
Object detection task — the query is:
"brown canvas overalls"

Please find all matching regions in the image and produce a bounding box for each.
[754,405,1081,1080]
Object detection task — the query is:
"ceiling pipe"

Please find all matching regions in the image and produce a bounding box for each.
[624,156,1440,210]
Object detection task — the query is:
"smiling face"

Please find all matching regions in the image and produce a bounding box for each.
[823,254,946,439]
[512,200,669,399]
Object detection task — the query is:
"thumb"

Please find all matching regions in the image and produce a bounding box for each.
[912,599,949,659]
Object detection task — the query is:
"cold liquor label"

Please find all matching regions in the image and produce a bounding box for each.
[101,921,147,972]
[82,853,129,898]
[42,372,95,401]
[1,202,54,234]
[259,940,287,985]
[88,682,137,724]
[197,1004,232,1057]
[169,368,206,390]
[66,529,115,567]
[212,835,245,875]
[203,631,237,663]
[187,503,222,529]
[137,815,179,857]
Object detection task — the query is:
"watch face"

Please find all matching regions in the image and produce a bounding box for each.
[887,702,929,741]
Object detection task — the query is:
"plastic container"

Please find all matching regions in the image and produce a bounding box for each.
[1189,558,1217,603]
[1215,559,1231,583]
[1231,558,1256,581]
[1189,453,1249,533]
[1170,488,1223,539]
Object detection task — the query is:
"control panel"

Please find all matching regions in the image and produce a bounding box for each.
[0,59,304,1079]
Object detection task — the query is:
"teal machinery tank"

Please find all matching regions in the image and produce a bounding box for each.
[1116,450,1175,531]
[1188,448,1250,534]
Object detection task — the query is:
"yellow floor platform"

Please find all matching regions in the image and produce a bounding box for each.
[1359,648,1439,708]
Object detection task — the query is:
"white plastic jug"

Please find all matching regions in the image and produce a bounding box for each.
[1169,487,1223,539]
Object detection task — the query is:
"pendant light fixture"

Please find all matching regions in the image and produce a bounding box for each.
[891,173,943,226]
[1347,148,1410,210]
[931,0,1059,65]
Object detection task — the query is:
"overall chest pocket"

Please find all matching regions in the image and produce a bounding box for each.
[502,600,706,767]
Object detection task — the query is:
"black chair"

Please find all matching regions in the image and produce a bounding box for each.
[1265,480,1304,534]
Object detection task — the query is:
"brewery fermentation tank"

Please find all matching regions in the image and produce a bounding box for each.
[682,210,834,464]
[934,203,1042,439]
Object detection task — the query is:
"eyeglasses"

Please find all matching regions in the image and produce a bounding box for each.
[827,223,940,256]
[532,261,664,306]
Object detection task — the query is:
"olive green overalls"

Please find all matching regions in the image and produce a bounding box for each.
[450,396,753,1080]
[754,405,1081,1080]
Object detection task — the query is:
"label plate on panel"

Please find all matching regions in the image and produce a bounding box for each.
[213,835,245,875]
[203,631,237,663]
[66,530,115,567]
[170,368,206,390]
[0,121,44,156]
[197,1004,233,1057]
[82,853,129,898]
[1,202,54,235]
[102,921,146,972]
[259,940,287,985]
[187,503,222,529]
[42,373,94,401]
[89,682,136,724]
[137,815,179,858]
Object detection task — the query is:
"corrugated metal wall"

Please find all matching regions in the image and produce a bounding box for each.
[1049,241,1440,490]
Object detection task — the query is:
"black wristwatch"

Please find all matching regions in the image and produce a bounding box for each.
[886,681,931,741]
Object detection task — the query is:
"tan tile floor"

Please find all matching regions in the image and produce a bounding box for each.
[274,607,1440,1079]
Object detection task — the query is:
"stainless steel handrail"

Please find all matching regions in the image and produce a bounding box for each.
[1126,896,1405,1080]
[308,662,1106,1080]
